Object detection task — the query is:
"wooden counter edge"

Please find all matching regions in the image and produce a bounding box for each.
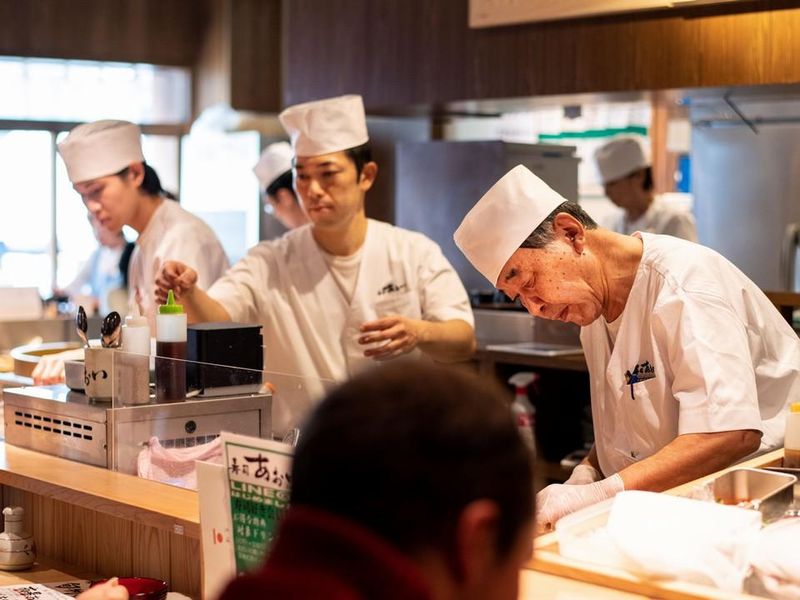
[0,441,200,538]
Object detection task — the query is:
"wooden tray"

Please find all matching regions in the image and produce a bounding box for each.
[527,449,785,600]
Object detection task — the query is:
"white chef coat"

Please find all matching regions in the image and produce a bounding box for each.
[208,219,474,434]
[581,232,800,477]
[605,196,698,242]
[129,199,229,324]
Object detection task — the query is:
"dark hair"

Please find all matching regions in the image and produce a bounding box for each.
[118,240,136,288]
[116,163,177,200]
[642,166,653,192]
[520,201,598,249]
[265,169,296,201]
[291,361,534,559]
[344,142,373,177]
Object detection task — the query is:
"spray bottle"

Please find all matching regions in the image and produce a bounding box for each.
[509,372,537,452]
[785,402,800,468]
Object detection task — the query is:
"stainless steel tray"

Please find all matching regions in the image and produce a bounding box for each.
[712,467,797,522]
[485,341,583,357]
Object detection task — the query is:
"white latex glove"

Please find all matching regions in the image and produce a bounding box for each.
[77,578,129,600]
[536,473,624,533]
[564,463,602,485]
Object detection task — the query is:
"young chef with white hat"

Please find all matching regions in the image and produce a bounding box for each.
[155,95,476,433]
[254,141,309,231]
[58,120,229,324]
[594,137,697,241]
[455,165,800,532]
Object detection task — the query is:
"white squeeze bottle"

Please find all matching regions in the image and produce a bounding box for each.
[509,372,537,452]
[122,308,150,356]
[118,307,151,405]
[784,402,800,468]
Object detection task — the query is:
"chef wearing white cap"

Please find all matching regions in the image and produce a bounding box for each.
[155,95,475,433]
[58,120,229,324]
[254,141,309,232]
[455,165,799,532]
[594,137,697,241]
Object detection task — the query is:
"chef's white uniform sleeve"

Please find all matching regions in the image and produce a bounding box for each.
[156,224,230,290]
[207,245,267,323]
[416,238,474,326]
[653,291,763,436]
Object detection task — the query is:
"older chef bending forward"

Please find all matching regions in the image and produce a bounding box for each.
[455,165,800,532]
[156,95,476,434]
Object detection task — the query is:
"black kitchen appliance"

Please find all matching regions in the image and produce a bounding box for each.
[187,322,263,394]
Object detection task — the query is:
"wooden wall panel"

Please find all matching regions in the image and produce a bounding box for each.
[230,0,282,112]
[169,534,201,599]
[95,513,133,577]
[0,0,209,66]
[131,522,171,583]
[283,0,800,109]
[0,485,200,597]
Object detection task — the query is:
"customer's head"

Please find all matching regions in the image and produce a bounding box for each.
[292,361,535,600]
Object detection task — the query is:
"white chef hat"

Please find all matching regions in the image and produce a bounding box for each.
[278,94,369,157]
[253,142,293,190]
[594,137,649,184]
[454,165,566,286]
[57,120,145,184]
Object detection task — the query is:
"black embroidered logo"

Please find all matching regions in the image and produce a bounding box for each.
[377,282,408,296]
[624,361,655,399]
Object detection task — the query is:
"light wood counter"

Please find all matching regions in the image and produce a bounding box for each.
[0,442,200,598]
[520,569,648,599]
[0,442,199,538]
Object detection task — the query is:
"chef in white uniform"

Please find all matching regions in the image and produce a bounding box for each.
[58,120,229,325]
[455,165,799,531]
[254,141,309,232]
[155,95,476,433]
[594,137,697,241]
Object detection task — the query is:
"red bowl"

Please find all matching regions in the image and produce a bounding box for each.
[91,577,168,600]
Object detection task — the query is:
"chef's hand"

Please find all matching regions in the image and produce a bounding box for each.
[78,578,129,600]
[564,463,603,485]
[535,474,624,534]
[31,355,66,385]
[155,260,198,304]
[358,315,424,360]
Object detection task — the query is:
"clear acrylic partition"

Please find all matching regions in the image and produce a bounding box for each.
[109,350,335,489]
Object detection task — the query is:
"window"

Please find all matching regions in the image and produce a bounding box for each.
[0,57,190,123]
[180,131,261,264]
[0,57,261,302]
[0,130,54,295]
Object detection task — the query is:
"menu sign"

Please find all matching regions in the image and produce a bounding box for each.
[221,432,293,574]
[0,581,90,599]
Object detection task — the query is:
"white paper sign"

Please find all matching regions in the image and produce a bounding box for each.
[221,432,293,575]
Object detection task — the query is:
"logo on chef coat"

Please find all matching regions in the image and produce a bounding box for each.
[377,281,409,296]
[624,361,655,399]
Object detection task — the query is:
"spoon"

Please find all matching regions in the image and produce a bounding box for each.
[100,311,122,348]
[76,306,90,348]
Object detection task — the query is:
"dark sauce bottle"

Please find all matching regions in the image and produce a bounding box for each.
[155,290,186,402]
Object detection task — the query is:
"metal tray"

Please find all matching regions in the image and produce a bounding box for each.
[712,467,797,522]
[484,341,583,357]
